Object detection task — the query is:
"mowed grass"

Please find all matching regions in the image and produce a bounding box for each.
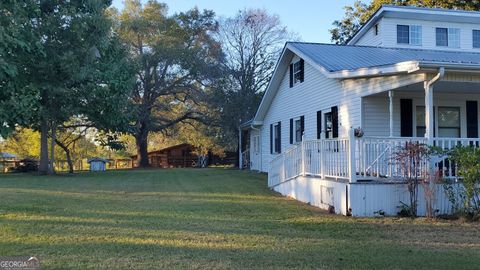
[0,169,479,269]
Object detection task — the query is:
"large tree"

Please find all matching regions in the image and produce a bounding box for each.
[0,1,39,137]
[330,0,480,44]
[113,0,223,167]
[0,0,135,174]
[216,9,292,151]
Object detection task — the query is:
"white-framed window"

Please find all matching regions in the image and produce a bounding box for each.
[374,23,379,36]
[473,30,480,48]
[416,106,426,137]
[415,106,461,138]
[293,61,302,84]
[397,24,422,45]
[436,28,460,48]
[253,135,260,154]
[273,122,281,154]
[294,117,302,143]
[410,25,422,45]
[324,112,333,139]
[438,107,460,138]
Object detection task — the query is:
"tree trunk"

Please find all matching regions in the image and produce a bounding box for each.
[56,139,74,174]
[39,117,49,175]
[48,123,56,174]
[135,124,150,168]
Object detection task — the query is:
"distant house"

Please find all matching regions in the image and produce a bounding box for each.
[87,157,107,171]
[240,5,480,217]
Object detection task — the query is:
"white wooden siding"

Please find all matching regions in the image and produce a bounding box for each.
[253,53,480,172]
[256,54,426,172]
[273,176,349,215]
[362,91,480,138]
[260,59,345,171]
[379,17,480,52]
[355,18,384,46]
[273,175,457,217]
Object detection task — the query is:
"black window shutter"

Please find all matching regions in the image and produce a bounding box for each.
[300,115,305,139]
[467,101,478,138]
[270,124,273,154]
[400,99,413,137]
[331,106,339,138]
[289,118,293,144]
[289,64,294,88]
[317,110,322,139]
[277,121,282,153]
[299,59,304,82]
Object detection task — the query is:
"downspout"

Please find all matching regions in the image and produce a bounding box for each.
[426,67,445,88]
[424,67,445,146]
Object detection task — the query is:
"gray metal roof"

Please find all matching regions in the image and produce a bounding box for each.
[288,42,480,72]
[87,157,108,163]
[381,5,480,16]
[0,152,16,159]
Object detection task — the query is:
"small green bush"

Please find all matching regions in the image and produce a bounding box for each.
[449,146,480,218]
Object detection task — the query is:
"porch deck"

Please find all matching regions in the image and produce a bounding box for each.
[268,130,476,188]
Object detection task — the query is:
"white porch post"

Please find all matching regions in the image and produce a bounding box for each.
[424,81,434,145]
[301,133,306,176]
[389,90,394,137]
[238,128,243,170]
[424,68,445,145]
[348,128,357,183]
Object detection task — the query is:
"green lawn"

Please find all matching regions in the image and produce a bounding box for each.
[0,169,479,269]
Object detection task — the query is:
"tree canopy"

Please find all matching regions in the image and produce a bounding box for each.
[330,0,480,44]
[112,0,224,167]
[215,8,293,150]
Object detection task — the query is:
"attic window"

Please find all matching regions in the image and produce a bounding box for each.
[397,25,422,45]
[374,24,379,36]
[474,30,480,48]
[436,28,460,48]
[293,61,302,84]
[289,59,304,87]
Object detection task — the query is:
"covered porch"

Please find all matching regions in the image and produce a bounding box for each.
[271,70,480,184]
[268,70,480,216]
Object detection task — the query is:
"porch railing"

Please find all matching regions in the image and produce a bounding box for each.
[268,130,480,188]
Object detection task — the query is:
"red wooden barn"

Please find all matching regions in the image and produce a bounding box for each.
[131,143,196,168]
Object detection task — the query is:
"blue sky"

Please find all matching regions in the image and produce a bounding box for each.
[111,0,359,43]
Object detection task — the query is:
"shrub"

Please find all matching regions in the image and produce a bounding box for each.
[393,142,431,217]
[449,146,480,217]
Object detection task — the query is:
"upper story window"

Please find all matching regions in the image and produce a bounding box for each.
[293,61,302,83]
[436,28,460,48]
[473,30,480,48]
[397,25,422,45]
[289,59,304,87]
[374,24,379,36]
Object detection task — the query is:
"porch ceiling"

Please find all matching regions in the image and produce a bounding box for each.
[368,80,480,97]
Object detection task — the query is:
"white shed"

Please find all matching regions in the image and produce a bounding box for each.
[87,158,107,172]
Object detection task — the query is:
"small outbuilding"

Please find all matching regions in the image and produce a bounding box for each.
[87,157,107,172]
[0,152,18,173]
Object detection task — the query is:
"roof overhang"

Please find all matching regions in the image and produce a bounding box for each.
[348,5,480,45]
[252,43,480,124]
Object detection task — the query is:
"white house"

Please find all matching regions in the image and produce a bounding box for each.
[240,5,480,217]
